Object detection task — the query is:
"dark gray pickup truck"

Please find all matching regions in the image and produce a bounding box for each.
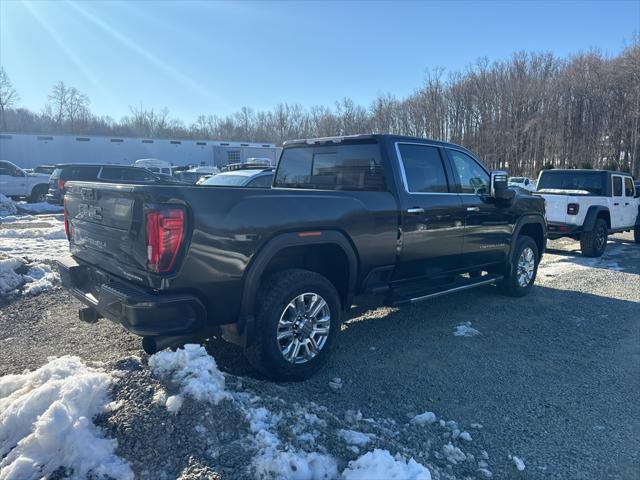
[59,134,546,380]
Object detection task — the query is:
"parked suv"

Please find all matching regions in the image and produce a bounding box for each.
[536,169,640,255]
[59,134,546,380]
[0,160,50,203]
[47,164,184,204]
[199,166,274,188]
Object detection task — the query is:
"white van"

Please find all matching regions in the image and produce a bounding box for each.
[133,158,173,176]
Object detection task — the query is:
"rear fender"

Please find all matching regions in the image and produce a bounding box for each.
[583,206,610,231]
[236,230,358,345]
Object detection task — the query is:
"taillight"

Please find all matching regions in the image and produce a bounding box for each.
[567,203,579,215]
[63,197,70,240]
[58,179,66,190]
[146,208,185,273]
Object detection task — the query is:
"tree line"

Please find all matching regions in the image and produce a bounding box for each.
[1,42,638,177]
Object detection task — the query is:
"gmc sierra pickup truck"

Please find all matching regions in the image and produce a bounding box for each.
[58,134,546,380]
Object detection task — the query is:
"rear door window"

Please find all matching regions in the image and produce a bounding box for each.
[397,144,449,193]
[62,166,100,181]
[612,176,623,196]
[246,174,273,188]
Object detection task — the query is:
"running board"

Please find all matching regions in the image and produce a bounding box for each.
[390,274,503,306]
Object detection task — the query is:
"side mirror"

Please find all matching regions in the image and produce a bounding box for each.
[490,171,515,202]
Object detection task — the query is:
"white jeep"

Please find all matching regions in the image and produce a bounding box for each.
[0,160,51,203]
[535,169,640,256]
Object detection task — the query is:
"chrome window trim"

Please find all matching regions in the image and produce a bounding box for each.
[394,141,455,195]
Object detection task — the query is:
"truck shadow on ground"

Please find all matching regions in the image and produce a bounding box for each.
[207,283,640,479]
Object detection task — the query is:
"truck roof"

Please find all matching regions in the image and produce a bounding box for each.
[282,134,472,153]
[540,169,632,176]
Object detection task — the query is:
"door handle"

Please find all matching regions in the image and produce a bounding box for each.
[625,203,630,206]
[407,207,425,214]
[466,206,480,212]
[614,202,619,206]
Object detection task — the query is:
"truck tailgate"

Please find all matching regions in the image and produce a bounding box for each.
[65,183,155,287]
[536,193,568,224]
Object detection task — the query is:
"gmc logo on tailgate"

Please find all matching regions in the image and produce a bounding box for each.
[78,203,102,220]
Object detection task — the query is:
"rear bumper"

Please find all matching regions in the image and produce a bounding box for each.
[57,256,206,336]
[547,222,582,239]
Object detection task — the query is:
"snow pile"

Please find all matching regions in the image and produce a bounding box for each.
[453,321,481,337]
[338,429,374,446]
[511,455,526,471]
[148,344,229,413]
[0,193,17,216]
[253,448,339,480]
[0,215,69,261]
[410,411,437,425]
[0,255,59,298]
[15,201,63,214]
[342,449,431,480]
[0,356,133,479]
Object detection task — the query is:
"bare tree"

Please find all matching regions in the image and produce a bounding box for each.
[0,68,20,130]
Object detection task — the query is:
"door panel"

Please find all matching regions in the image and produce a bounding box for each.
[393,143,465,280]
[447,149,512,268]
[611,175,625,228]
[623,177,637,227]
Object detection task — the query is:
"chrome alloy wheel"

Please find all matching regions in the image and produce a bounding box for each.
[277,292,331,364]
[516,247,536,288]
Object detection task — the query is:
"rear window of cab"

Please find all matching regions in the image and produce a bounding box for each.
[274,143,385,191]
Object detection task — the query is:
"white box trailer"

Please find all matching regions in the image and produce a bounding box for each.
[0,133,279,170]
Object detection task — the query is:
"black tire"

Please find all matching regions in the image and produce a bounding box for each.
[499,236,539,297]
[245,269,342,381]
[580,218,608,257]
[634,225,640,244]
[27,184,48,203]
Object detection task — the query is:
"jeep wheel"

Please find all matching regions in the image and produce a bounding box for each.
[245,269,341,381]
[499,236,539,297]
[28,184,48,203]
[580,218,608,257]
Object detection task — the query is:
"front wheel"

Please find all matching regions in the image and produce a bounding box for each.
[245,269,342,381]
[580,218,608,257]
[499,236,539,297]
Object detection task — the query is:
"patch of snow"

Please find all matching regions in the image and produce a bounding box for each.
[0,255,59,298]
[0,215,69,261]
[345,409,363,424]
[453,322,481,337]
[342,449,431,480]
[512,455,526,471]
[148,344,229,410]
[165,394,184,414]
[0,356,133,479]
[0,193,17,216]
[253,449,339,480]
[15,201,63,214]
[410,411,437,425]
[442,442,466,464]
[338,429,374,446]
[459,431,473,442]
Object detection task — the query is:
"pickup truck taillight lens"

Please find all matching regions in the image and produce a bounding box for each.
[146,208,185,273]
[58,179,66,190]
[63,197,70,240]
[567,203,579,215]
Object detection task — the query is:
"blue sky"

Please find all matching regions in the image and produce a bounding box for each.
[1,0,638,123]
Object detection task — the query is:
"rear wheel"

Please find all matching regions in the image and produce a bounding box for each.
[580,218,608,257]
[499,236,539,297]
[28,184,48,203]
[634,225,640,244]
[245,269,341,381]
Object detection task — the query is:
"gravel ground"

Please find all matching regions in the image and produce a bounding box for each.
[1,233,639,479]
